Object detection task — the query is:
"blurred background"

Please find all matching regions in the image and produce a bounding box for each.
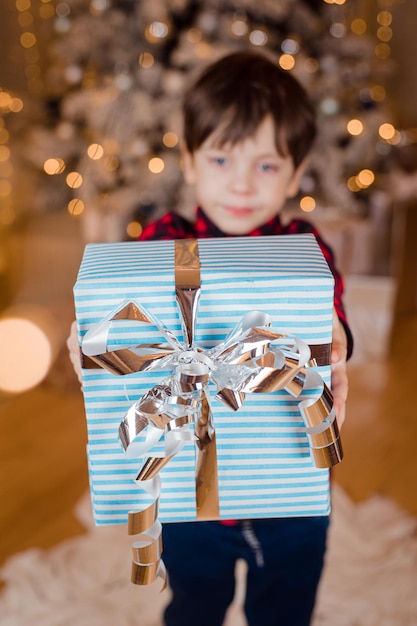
[0,0,417,575]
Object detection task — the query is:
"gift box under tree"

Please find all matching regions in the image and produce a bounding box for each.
[73,234,341,537]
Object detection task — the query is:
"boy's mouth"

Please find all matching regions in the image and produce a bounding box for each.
[224,206,254,217]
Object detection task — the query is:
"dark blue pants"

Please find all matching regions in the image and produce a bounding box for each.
[162,515,329,626]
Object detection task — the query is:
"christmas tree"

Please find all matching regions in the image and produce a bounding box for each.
[13,0,398,244]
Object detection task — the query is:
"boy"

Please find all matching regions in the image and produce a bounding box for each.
[138,50,353,626]
[68,49,352,625]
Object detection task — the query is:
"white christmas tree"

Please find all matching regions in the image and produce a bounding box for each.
[17,0,397,243]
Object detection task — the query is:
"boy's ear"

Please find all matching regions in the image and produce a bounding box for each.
[181,146,196,185]
[286,158,309,198]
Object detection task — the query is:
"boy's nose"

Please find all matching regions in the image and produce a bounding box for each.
[229,169,254,195]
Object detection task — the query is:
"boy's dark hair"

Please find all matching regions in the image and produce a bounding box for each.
[182,50,317,168]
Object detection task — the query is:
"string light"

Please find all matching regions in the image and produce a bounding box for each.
[66,171,83,188]
[356,169,375,188]
[0,112,13,225]
[20,31,37,48]
[148,157,165,174]
[347,176,361,192]
[44,157,65,174]
[89,0,111,15]
[0,116,12,203]
[347,169,375,192]
[162,132,179,148]
[14,0,48,95]
[186,28,203,43]
[145,20,171,43]
[347,119,364,136]
[138,52,155,69]
[230,18,248,38]
[0,127,10,144]
[377,11,392,26]
[320,97,339,115]
[374,6,393,59]
[126,221,143,238]
[377,26,392,42]
[304,58,319,73]
[39,3,55,19]
[87,143,104,159]
[0,146,11,162]
[281,39,299,55]
[370,85,386,102]
[278,54,295,71]
[18,11,34,27]
[329,23,346,38]
[67,198,84,215]
[16,0,31,12]
[249,29,268,46]
[0,305,59,394]
[379,122,396,141]
[351,18,367,35]
[300,196,316,212]
[103,155,119,171]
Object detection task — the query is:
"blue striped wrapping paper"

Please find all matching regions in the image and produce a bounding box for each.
[74,234,335,525]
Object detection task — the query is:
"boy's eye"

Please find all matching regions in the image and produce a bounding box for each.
[259,162,278,173]
[209,156,228,167]
[208,154,227,167]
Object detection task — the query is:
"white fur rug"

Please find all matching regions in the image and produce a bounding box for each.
[1,483,417,626]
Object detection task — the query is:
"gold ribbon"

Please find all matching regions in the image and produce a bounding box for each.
[82,239,342,587]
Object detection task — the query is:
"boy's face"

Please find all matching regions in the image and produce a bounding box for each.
[183,115,306,235]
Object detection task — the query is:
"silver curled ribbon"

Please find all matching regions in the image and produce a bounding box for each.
[82,239,342,588]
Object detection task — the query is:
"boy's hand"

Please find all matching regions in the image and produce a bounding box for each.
[66,320,83,386]
[331,309,348,429]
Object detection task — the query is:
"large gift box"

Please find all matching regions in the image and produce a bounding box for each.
[74,234,341,531]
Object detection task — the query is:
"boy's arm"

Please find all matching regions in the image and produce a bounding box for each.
[289,221,353,428]
[314,232,351,429]
[331,309,348,429]
[313,230,352,429]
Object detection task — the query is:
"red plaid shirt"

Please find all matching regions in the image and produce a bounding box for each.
[140,207,353,358]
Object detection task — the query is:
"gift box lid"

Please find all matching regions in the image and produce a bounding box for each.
[76,234,334,281]
[74,234,335,351]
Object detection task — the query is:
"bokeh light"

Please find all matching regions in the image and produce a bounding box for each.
[163,131,179,148]
[138,52,154,68]
[148,157,165,174]
[351,18,367,35]
[67,198,84,215]
[300,196,316,212]
[249,29,268,46]
[379,122,396,141]
[66,171,83,188]
[87,143,104,159]
[44,157,65,174]
[0,306,58,394]
[347,119,364,136]
[357,169,375,188]
[126,221,143,238]
[279,54,295,71]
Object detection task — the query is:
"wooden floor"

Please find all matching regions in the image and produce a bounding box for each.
[333,313,417,516]
[1,312,417,577]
